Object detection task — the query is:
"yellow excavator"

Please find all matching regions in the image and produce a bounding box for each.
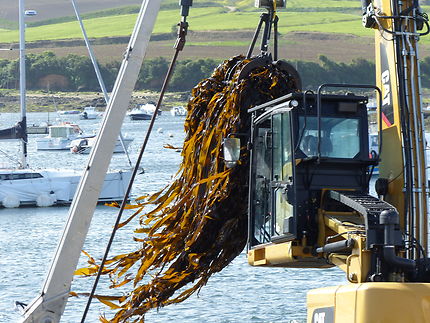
[244,0,430,321]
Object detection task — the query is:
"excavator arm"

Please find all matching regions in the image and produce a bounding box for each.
[248,0,429,273]
[371,0,429,252]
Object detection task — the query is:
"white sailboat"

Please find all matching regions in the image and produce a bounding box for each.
[0,168,131,207]
[0,2,131,208]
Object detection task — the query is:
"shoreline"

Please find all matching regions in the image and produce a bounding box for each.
[0,89,189,113]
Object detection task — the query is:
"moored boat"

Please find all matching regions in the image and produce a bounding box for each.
[127,103,157,120]
[170,106,187,116]
[79,106,101,120]
[36,122,92,150]
[70,136,133,154]
[0,168,131,207]
[57,110,80,115]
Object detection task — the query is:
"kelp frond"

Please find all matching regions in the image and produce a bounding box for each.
[78,55,298,322]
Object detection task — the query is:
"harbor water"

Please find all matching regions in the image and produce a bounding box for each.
[0,112,347,323]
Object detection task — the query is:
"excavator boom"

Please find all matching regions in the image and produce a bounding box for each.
[372,0,429,252]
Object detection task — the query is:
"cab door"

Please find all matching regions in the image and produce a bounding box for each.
[272,112,295,241]
[249,117,273,246]
[249,111,295,247]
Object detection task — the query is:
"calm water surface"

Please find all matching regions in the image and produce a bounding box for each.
[0,112,346,323]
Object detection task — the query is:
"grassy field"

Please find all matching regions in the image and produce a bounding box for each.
[0,9,375,42]
[2,0,430,63]
[0,0,428,44]
[0,1,381,43]
[187,40,250,46]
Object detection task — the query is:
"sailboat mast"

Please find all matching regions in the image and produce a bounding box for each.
[18,0,27,168]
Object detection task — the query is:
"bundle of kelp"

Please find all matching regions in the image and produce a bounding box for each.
[78,55,298,322]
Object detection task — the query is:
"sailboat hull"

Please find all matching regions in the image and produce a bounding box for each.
[0,169,131,207]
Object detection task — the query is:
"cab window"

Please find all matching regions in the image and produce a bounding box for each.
[298,116,360,158]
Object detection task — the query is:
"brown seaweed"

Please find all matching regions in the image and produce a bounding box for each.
[77,55,298,322]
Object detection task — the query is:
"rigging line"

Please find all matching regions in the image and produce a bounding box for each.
[0,148,22,167]
[80,9,191,323]
[246,14,264,58]
[70,0,133,168]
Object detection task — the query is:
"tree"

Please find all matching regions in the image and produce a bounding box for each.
[102,60,121,91]
[170,59,218,91]
[64,54,96,90]
[136,57,169,90]
[26,51,67,89]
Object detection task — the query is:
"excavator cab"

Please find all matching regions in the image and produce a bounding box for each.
[248,90,378,251]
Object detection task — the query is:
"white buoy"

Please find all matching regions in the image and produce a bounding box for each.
[168,132,174,138]
[36,193,56,207]
[157,128,163,134]
[3,194,20,208]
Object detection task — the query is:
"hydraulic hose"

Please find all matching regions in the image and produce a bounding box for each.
[380,210,416,271]
[316,239,355,254]
[383,246,416,271]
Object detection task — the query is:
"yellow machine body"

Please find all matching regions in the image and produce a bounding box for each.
[248,240,332,268]
[374,0,428,246]
[374,0,405,217]
[246,0,430,322]
[307,283,430,323]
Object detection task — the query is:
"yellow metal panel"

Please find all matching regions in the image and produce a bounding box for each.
[307,286,338,323]
[248,241,293,266]
[308,283,430,323]
[374,0,405,224]
[332,284,357,322]
[247,241,332,268]
[354,283,430,323]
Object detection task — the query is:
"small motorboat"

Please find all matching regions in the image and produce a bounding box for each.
[79,106,102,120]
[36,122,92,150]
[170,106,187,116]
[127,103,158,120]
[70,136,133,154]
[57,110,80,115]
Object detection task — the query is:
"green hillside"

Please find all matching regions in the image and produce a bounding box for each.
[0,1,371,42]
[0,1,429,45]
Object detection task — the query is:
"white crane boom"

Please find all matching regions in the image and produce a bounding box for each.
[20,1,162,322]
